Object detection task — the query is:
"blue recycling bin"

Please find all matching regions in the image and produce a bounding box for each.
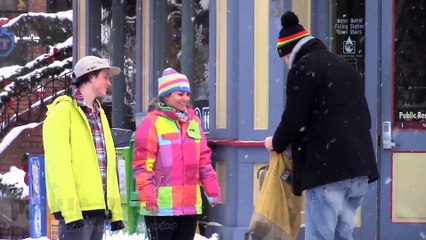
[28,155,47,238]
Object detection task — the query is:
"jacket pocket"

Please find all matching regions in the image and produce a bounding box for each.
[187,128,201,140]
[187,120,201,140]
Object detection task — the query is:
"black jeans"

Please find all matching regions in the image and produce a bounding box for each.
[144,215,198,240]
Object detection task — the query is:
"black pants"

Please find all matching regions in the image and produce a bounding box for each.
[58,216,104,240]
[144,215,198,240]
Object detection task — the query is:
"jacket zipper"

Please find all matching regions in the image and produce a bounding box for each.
[179,120,186,213]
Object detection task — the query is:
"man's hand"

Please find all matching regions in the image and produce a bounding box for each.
[110,220,125,231]
[264,136,273,151]
[210,201,222,208]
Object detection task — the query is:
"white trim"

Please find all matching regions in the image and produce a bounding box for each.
[288,36,315,68]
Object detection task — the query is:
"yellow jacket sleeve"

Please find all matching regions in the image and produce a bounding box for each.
[43,100,83,223]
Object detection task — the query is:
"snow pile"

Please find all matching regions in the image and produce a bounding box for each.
[1,10,72,28]
[23,232,220,240]
[0,65,21,80]
[0,166,29,199]
[0,122,41,155]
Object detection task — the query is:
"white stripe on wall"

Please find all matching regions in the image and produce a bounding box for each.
[254,1,269,130]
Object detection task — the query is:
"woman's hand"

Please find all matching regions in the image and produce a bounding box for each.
[145,205,159,213]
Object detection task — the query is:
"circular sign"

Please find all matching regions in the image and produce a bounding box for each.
[0,27,15,57]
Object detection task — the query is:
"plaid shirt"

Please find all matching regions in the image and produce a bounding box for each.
[73,90,107,190]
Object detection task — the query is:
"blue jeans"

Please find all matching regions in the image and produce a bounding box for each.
[304,176,369,240]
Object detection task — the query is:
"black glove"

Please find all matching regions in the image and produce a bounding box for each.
[65,220,84,230]
[110,220,125,231]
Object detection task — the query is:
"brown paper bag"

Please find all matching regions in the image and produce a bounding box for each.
[245,152,304,240]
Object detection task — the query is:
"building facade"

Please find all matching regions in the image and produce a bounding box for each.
[73,1,426,239]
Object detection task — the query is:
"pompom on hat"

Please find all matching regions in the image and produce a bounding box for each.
[277,11,311,58]
[158,68,191,98]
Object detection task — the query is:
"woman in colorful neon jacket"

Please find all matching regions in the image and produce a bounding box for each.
[132,68,221,240]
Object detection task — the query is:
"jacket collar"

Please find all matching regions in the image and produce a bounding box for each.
[150,103,195,122]
[288,36,315,68]
[289,38,328,66]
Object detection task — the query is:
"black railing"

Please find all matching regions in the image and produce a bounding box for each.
[0,72,73,140]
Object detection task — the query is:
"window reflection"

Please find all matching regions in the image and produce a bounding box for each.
[0,0,28,12]
[394,1,426,129]
[164,2,181,70]
[160,0,209,102]
[101,0,136,128]
[192,1,209,101]
[0,0,71,66]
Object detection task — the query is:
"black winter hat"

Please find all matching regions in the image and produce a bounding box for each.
[277,11,310,58]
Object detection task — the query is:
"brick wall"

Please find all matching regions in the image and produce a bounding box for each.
[0,123,44,174]
[0,76,70,173]
[28,0,47,12]
[4,94,46,123]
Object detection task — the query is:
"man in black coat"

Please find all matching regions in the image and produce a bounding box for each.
[264,11,379,240]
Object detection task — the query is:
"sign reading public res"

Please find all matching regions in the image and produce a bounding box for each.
[393,1,426,130]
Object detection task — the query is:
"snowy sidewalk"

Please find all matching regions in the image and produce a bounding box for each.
[24,232,220,240]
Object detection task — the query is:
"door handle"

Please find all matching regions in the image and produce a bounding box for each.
[383,140,396,149]
[382,121,397,149]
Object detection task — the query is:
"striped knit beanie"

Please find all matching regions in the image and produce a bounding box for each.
[158,68,191,98]
[277,11,310,58]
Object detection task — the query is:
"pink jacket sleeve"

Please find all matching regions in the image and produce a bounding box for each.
[132,116,159,207]
[196,117,222,204]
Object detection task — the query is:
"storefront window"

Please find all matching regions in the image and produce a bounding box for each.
[100,0,137,128]
[46,0,72,12]
[0,0,33,67]
[0,0,71,67]
[192,2,209,102]
[153,0,209,133]
[0,0,28,13]
[156,0,209,103]
[394,1,426,129]
[163,2,181,71]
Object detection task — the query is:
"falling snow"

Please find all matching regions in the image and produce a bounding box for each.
[195,24,205,48]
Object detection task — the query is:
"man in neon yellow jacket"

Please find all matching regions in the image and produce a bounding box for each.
[43,56,124,240]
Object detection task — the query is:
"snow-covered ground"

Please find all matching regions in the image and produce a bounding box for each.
[1,167,220,240]
[23,232,219,240]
